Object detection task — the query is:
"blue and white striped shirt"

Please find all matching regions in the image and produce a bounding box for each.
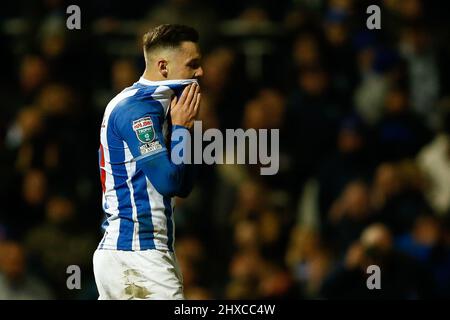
[98,77,195,251]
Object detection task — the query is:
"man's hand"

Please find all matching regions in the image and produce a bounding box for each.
[170,83,201,129]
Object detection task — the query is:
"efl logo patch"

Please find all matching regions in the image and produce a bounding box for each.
[140,141,162,155]
[133,117,156,143]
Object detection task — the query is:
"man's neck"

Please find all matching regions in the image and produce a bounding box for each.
[142,70,166,82]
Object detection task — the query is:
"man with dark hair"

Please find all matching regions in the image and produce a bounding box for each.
[93,24,203,300]
[142,24,202,81]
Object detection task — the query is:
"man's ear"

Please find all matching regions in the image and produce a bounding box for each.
[157,59,168,78]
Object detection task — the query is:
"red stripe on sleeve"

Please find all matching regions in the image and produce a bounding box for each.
[100,144,106,193]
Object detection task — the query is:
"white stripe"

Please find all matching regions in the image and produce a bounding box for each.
[138,77,197,87]
[150,86,173,139]
[101,143,120,249]
[151,85,174,117]
[171,197,176,251]
[124,142,140,251]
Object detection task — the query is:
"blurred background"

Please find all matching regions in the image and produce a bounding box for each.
[1,0,450,299]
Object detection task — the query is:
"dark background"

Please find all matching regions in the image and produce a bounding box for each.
[0,0,450,299]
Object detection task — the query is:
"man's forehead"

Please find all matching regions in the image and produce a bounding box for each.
[179,41,201,58]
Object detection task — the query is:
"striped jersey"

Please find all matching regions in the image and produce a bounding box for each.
[98,77,196,251]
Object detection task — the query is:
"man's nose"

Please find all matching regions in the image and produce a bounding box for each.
[195,67,204,78]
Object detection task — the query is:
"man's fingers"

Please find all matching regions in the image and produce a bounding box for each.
[189,84,200,109]
[185,83,197,108]
[169,95,178,116]
[193,93,201,116]
[178,84,192,105]
[170,95,178,108]
[189,85,200,112]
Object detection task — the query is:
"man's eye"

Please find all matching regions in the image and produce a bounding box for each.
[188,62,199,69]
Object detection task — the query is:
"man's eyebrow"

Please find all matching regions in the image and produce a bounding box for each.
[186,57,202,64]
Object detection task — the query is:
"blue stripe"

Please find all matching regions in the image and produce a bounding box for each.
[107,118,134,250]
[167,83,188,99]
[163,196,174,251]
[131,171,156,249]
[133,84,159,102]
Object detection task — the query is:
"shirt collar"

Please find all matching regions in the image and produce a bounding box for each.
[138,77,197,86]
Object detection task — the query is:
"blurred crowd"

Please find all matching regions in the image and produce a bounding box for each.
[1,0,450,299]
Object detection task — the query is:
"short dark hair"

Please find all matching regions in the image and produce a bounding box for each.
[143,24,199,53]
